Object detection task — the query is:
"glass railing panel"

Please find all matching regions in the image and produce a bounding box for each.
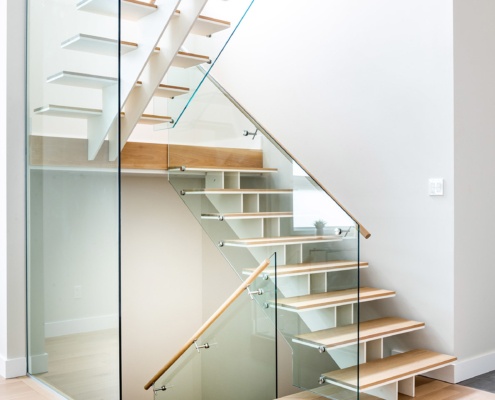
[151,255,277,400]
[167,67,360,398]
[151,0,254,128]
[26,0,120,399]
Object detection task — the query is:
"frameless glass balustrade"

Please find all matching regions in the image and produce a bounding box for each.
[167,66,363,399]
[26,0,120,398]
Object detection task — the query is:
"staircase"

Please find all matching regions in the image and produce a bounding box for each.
[28,1,456,399]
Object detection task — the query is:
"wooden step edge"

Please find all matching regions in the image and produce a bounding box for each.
[243,260,369,277]
[120,112,173,124]
[158,83,190,92]
[180,188,293,195]
[169,166,277,173]
[276,386,381,400]
[34,104,102,118]
[293,317,425,350]
[275,287,396,312]
[124,0,157,9]
[202,212,293,221]
[221,235,342,248]
[197,14,231,26]
[322,349,456,391]
[46,71,117,85]
[177,50,210,61]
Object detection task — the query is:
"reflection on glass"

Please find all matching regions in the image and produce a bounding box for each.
[167,67,360,398]
[26,0,120,398]
[152,256,277,400]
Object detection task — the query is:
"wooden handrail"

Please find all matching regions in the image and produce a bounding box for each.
[198,68,371,239]
[144,258,271,390]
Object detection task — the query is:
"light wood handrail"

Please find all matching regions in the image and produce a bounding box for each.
[198,68,371,239]
[144,258,271,390]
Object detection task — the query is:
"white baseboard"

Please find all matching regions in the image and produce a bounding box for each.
[453,351,495,382]
[45,314,118,338]
[0,354,27,378]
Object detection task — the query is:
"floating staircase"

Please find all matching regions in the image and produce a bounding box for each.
[170,151,456,399]
[30,1,456,399]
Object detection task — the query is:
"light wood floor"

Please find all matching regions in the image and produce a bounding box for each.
[32,329,119,400]
[0,375,64,399]
[399,376,495,399]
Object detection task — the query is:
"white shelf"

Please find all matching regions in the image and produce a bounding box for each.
[61,34,138,56]
[46,71,117,88]
[77,0,158,21]
[34,105,102,118]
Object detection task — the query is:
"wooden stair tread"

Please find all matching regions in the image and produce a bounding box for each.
[77,0,157,20]
[46,71,117,88]
[323,349,456,391]
[222,235,342,248]
[275,287,395,311]
[154,83,190,98]
[202,212,293,220]
[191,15,231,36]
[181,188,292,195]
[34,105,102,118]
[61,34,138,55]
[276,385,381,399]
[294,317,425,349]
[120,112,173,125]
[169,166,277,174]
[244,260,368,277]
[172,51,211,68]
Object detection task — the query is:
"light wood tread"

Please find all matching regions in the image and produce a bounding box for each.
[221,235,342,248]
[275,287,395,311]
[120,112,173,125]
[172,51,211,68]
[323,349,456,391]
[243,260,368,277]
[202,212,293,220]
[34,105,102,118]
[191,15,231,36]
[125,0,157,8]
[276,385,381,399]
[180,188,292,195]
[46,71,117,88]
[169,166,277,173]
[61,34,138,55]
[77,0,158,20]
[294,317,425,349]
[158,83,189,91]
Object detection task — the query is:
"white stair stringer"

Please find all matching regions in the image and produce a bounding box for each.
[86,0,180,160]
[117,0,209,160]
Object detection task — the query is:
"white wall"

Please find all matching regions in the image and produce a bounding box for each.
[453,0,495,381]
[0,0,27,379]
[121,175,204,400]
[211,0,458,378]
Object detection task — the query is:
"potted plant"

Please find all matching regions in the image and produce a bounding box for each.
[313,219,326,236]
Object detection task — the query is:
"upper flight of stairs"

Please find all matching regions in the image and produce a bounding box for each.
[33,0,232,160]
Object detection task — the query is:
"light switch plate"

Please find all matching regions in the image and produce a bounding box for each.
[429,178,444,196]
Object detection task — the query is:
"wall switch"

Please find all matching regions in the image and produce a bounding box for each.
[74,285,82,299]
[429,178,444,196]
